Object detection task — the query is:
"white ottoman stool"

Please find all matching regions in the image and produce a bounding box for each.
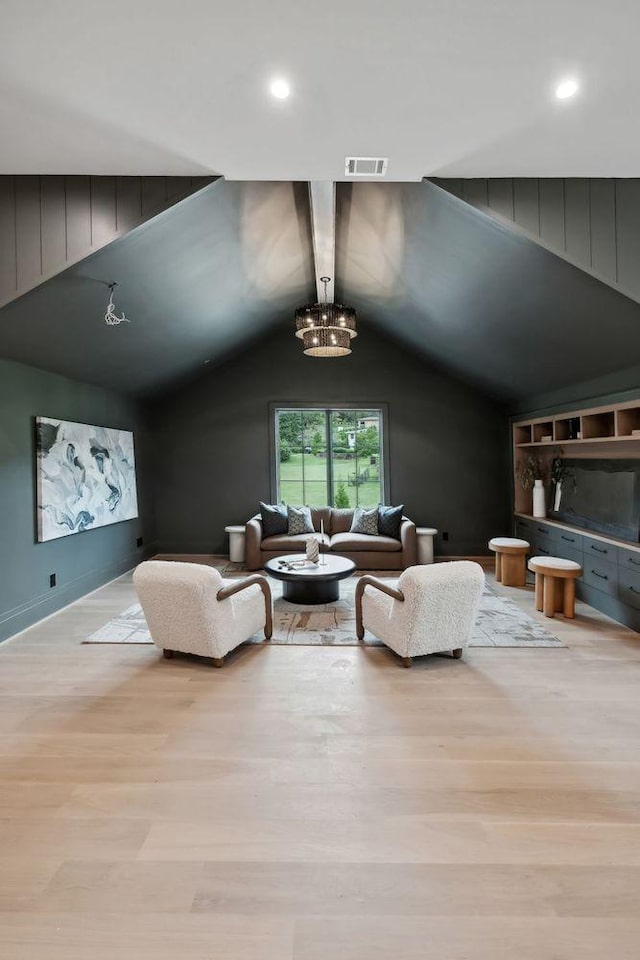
[224,525,246,563]
[416,527,438,564]
[489,537,530,587]
[528,556,582,619]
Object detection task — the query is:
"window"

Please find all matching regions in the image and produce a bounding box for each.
[274,407,386,509]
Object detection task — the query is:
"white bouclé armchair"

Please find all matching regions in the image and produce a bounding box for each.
[355,561,485,667]
[133,560,272,666]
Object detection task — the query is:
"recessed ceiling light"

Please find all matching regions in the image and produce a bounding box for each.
[270,78,290,100]
[555,78,579,100]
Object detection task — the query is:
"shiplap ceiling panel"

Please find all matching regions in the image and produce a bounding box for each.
[435,177,640,304]
[0,175,214,308]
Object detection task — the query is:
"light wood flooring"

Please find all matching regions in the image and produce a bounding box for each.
[1,566,639,958]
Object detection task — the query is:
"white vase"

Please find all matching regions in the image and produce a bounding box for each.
[305,537,320,564]
[553,481,562,512]
[532,479,546,518]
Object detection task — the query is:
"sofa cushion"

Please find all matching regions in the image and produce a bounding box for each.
[287,504,314,535]
[350,506,379,536]
[378,504,404,540]
[259,501,288,538]
[311,507,332,535]
[330,532,401,552]
[330,508,354,534]
[262,533,330,551]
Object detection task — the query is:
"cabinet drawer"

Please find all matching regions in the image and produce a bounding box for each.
[555,529,583,550]
[552,543,583,566]
[618,567,640,611]
[532,523,554,542]
[583,536,618,563]
[531,541,554,559]
[583,556,618,597]
[514,518,534,543]
[618,549,640,574]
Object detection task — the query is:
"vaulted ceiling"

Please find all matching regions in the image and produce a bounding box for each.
[1,178,639,402]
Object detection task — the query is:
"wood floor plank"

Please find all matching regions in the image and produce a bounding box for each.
[137,817,640,864]
[0,913,293,960]
[33,861,204,914]
[52,781,640,824]
[193,861,640,918]
[292,916,640,960]
[0,819,150,860]
[0,860,63,911]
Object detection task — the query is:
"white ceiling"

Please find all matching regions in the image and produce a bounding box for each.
[1,0,639,180]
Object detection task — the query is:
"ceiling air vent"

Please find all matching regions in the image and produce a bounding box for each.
[345,157,388,177]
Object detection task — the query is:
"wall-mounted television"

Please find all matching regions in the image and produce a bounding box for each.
[552,459,640,542]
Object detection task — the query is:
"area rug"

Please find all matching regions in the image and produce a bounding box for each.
[85,578,563,647]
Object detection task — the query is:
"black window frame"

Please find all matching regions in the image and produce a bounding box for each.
[269,402,390,507]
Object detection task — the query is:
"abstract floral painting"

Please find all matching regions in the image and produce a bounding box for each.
[36,417,139,542]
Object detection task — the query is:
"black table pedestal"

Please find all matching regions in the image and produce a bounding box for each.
[282,579,340,605]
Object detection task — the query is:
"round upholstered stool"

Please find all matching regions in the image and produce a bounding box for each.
[488,537,530,587]
[528,556,582,619]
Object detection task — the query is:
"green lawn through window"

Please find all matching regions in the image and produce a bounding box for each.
[278,452,381,508]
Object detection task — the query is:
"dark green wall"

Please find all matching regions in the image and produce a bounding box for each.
[0,359,154,642]
[149,325,510,557]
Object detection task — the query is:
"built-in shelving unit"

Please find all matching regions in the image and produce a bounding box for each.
[512,397,640,633]
[513,398,640,514]
[514,399,640,449]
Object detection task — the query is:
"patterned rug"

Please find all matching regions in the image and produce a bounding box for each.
[85,577,563,647]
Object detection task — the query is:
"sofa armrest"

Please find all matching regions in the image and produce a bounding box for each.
[400,518,417,568]
[245,517,263,570]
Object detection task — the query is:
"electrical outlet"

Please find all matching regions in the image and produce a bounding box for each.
[442,531,449,542]
[49,573,56,588]
[136,536,143,548]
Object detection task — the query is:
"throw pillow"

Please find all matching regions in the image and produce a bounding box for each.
[350,506,379,536]
[287,504,315,536]
[259,502,288,538]
[378,503,404,540]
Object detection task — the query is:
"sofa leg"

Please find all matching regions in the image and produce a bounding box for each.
[402,656,412,668]
[452,648,463,659]
[163,649,174,660]
[211,657,225,668]
[264,627,272,641]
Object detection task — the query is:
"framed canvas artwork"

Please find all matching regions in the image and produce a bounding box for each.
[36,417,139,542]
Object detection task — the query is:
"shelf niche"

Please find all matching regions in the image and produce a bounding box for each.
[554,416,581,442]
[617,406,640,438]
[582,411,615,440]
[532,421,553,443]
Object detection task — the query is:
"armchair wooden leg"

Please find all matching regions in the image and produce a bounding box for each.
[452,648,463,659]
[211,657,224,668]
[163,649,174,659]
[402,656,412,668]
[355,588,365,642]
[264,626,272,641]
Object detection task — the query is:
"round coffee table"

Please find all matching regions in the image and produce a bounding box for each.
[264,553,356,604]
